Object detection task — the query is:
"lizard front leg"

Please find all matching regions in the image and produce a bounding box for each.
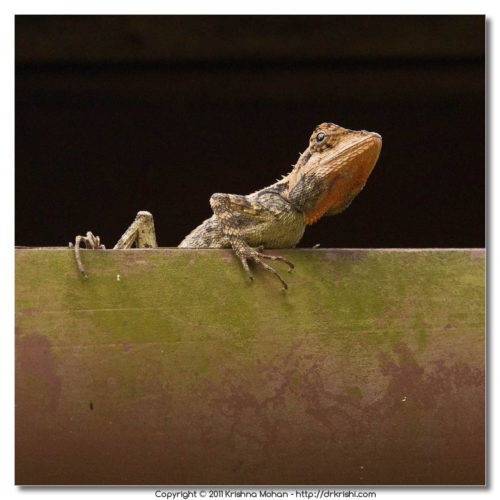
[209,193,294,289]
[73,232,105,277]
[113,211,157,249]
[73,211,157,277]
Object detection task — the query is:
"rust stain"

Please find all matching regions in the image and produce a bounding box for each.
[16,332,62,411]
[204,341,307,459]
[377,342,484,408]
[15,334,485,484]
[196,337,484,483]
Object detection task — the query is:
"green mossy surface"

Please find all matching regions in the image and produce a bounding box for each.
[16,247,484,350]
[16,247,485,387]
[15,248,485,485]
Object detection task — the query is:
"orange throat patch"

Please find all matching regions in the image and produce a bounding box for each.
[303,146,380,225]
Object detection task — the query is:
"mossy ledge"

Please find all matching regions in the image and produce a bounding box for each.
[16,248,485,485]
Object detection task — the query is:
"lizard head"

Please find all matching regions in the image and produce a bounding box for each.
[284,122,382,224]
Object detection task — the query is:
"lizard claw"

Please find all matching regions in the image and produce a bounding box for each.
[237,246,292,290]
[258,252,294,272]
[74,231,105,278]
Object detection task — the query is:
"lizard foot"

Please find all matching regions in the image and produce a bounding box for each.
[238,246,294,290]
[73,231,106,278]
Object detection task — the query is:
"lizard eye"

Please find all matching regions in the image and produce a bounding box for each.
[316,132,325,142]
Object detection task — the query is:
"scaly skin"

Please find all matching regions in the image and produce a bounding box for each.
[73,122,382,289]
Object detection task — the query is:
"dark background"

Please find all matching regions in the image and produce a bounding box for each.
[15,15,485,248]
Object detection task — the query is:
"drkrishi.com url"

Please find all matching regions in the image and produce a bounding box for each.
[154,490,376,499]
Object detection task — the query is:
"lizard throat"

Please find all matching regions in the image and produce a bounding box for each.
[288,133,382,225]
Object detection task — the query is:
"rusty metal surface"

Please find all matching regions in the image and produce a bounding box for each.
[15,248,485,485]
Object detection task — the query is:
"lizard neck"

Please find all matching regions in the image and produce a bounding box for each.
[282,132,382,224]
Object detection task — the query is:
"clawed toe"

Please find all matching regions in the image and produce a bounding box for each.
[258,252,294,271]
[74,231,105,277]
[241,249,293,290]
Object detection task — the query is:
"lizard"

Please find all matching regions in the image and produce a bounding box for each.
[73,122,382,289]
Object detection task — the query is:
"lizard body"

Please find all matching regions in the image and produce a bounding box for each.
[73,122,382,289]
[178,186,305,249]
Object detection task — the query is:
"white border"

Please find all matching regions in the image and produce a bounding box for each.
[3,1,493,498]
